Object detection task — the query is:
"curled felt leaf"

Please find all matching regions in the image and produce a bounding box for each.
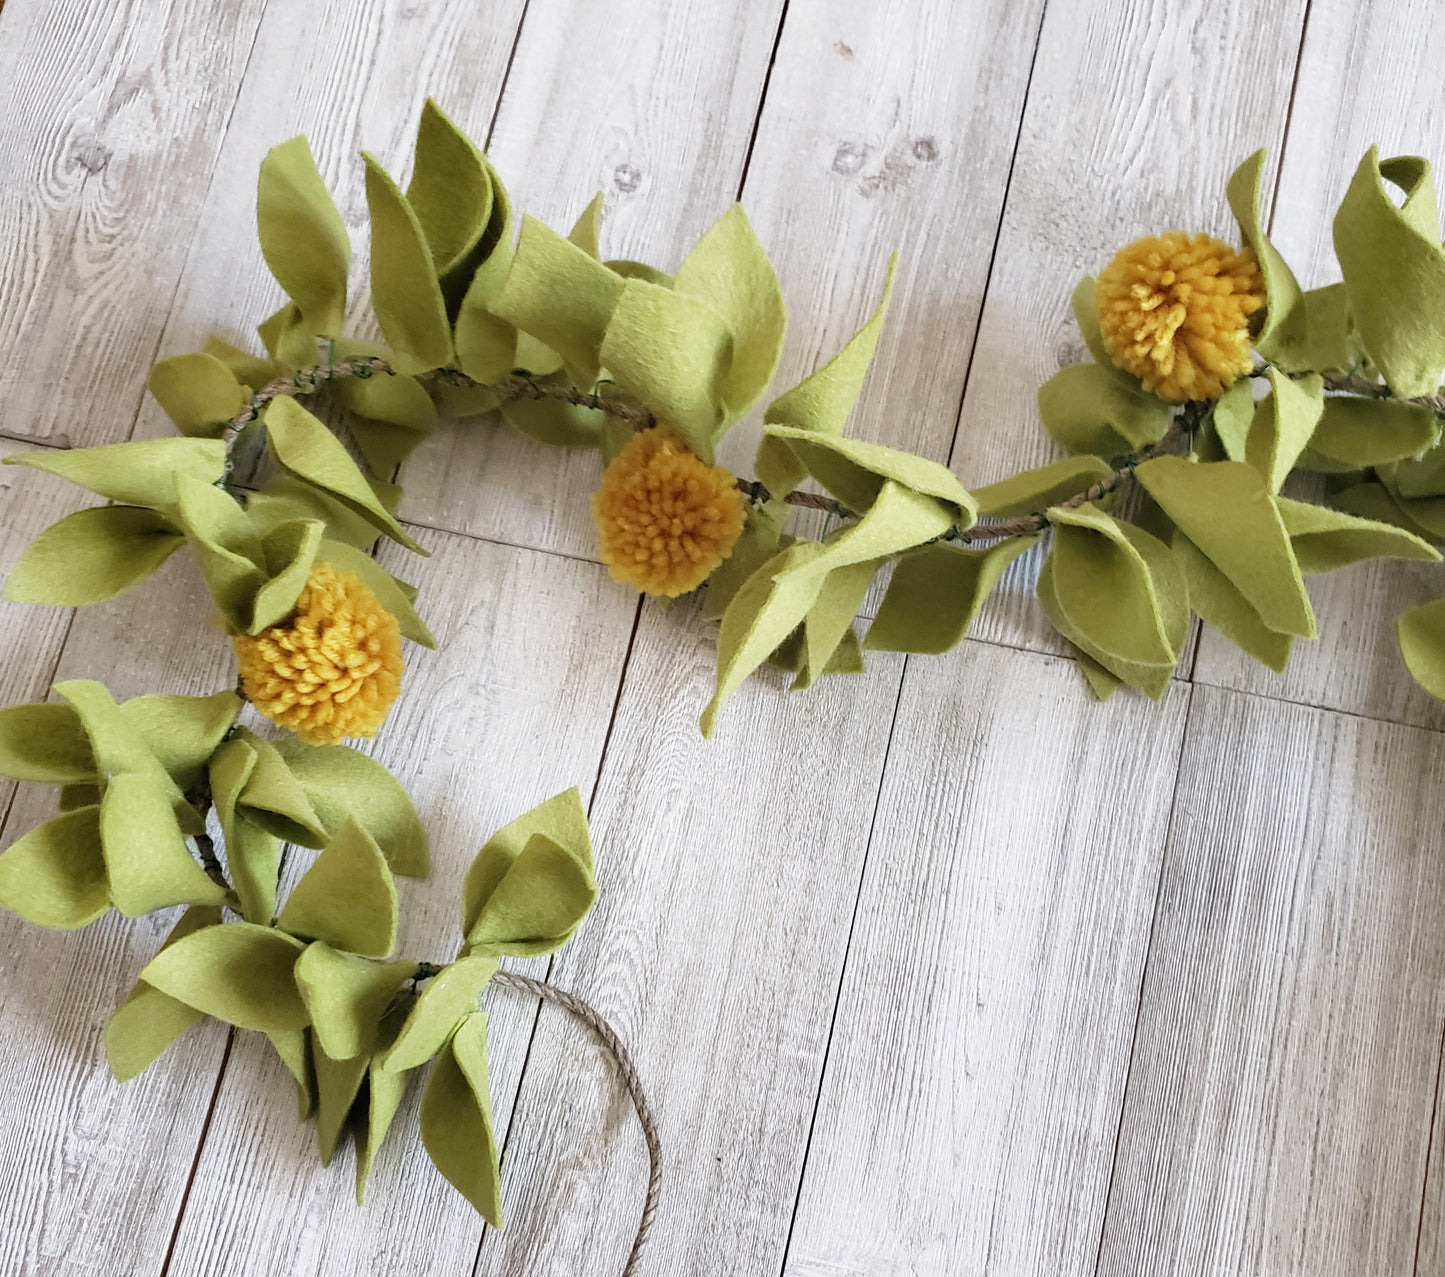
[0,805,109,929]
[208,737,282,925]
[453,152,517,384]
[257,136,350,340]
[225,728,329,848]
[1397,596,1445,698]
[54,680,191,820]
[1244,369,1324,494]
[120,690,242,793]
[0,703,97,784]
[1037,362,1170,456]
[420,1013,503,1225]
[3,506,185,607]
[277,820,399,958]
[1275,497,1440,574]
[1226,148,1306,360]
[973,457,1113,518]
[4,438,225,508]
[139,921,308,1034]
[147,352,249,438]
[99,773,226,917]
[379,952,497,1073]
[406,99,495,299]
[1305,397,1440,470]
[499,376,606,448]
[1172,532,1292,673]
[173,475,267,630]
[295,943,418,1061]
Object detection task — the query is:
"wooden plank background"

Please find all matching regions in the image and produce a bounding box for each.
[1,0,1442,1273]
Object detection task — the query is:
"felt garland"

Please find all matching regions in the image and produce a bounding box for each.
[4,100,1445,1232]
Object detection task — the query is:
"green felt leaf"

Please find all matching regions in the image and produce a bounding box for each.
[1275,496,1440,573]
[333,350,438,437]
[700,501,786,622]
[420,1013,502,1225]
[208,738,281,925]
[453,157,518,385]
[1284,283,1364,375]
[270,738,428,876]
[568,192,606,259]
[99,773,225,916]
[263,395,425,553]
[0,805,108,929]
[1333,149,1445,397]
[355,1049,409,1202]
[5,439,226,510]
[1071,275,1111,367]
[257,302,320,369]
[1070,644,1124,700]
[257,136,350,339]
[511,331,565,378]
[756,256,896,499]
[1037,361,1170,456]
[173,475,265,629]
[973,457,1113,517]
[1245,369,1323,493]
[1134,456,1315,638]
[464,833,596,957]
[598,279,733,459]
[1308,397,1440,469]
[606,259,674,287]
[379,952,497,1073]
[499,379,606,449]
[147,352,248,438]
[1227,149,1306,359]
[139,920,308,1033]
[1048,505,1181,665]
[295,942,418,1060]
[55,681,188,813]
[1172,531,1291,672]
[491,215,624,389]
[0,703,97,784]
[865,535,1038,654]
[248,518,324,633]
[120,690,242,793]
[277,820,398,958]
[1331,479,1444,543]
[58,784,102,812]
[761,425,976,525]
[229,729,329,847]
[1397,596,1445,698]
[267,1027,316,1119]
[362,152,453,374]
[309,538,436,648]
[1376,471,1445,541]
[3,506,185,606]
[315,1039,371,1165]
[674,204,786,420]
[406,99,494,283]
[791,558,878,692]
[703,482,954,735]
[246,471,381,553]
[1210,376,1255,463]
[201,336,278,392]
[1386,442,1445,500]
[463,788,593,924]
[105,905,221,1081]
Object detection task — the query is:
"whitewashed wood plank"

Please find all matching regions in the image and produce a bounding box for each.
[955,0,1308,659]
[162,532,638,1276]
[0,0,267,448]
[395,0,787,560]
[778,644,1189,1276]
[1192,0,1445,730]
[1417,1048,1445,1275]
[1097,685,1445,1275]
[471,598,904,1275]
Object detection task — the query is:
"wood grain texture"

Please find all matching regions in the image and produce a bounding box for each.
[958,0,1309,659]
[781,643,1189,1277]
[163,532,638,1277]
[1097,685,1445,1276]
[472,598,905,1276]
[395,0,787,559]
[0,0,268,448]
[1192,0,1445,730]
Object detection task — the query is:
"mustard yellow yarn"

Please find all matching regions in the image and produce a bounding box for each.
[591,427,747,597]
[1095,231,1265,402]
[234,563,403,745]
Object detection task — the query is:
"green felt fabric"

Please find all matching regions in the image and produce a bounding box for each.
[1070,644,1124,701]
[1275,496,1439,573]
[277,820,398,958]
[1048,504,1184,665]
[0,703,97,784]
[491,215,624,389]
[568,192,606,259]
[464,832,596,957]
[755,257,896,499]
[1210,376,1255,463]
[0,804,108,929]
[1071,274,1112,367]
[307,538,437,648]
[973,457,1112,518]
[270,738,428,877]
[499,380,606,448]
[1227,149,1307,360]
[406,99,494,283]
[1037,361,1170,456]
[361,151,453,375]
[761,425,976,525]
[2,506,185,607]
[344,418,419,479]
[257,301,321,369]
[105,905,221,1081]
[700,502,786,623]
[1276,283,1364,375]
[1377,471,1445,541]
[1245,369,1323,493]
[209,738,281,925]
[263,396,425,553]
[1397,595,1445,697]
[55,680,190,818]
[511,330,566,378]
[420,1012,502,1225]
[356,1047,408,1203]
[246,472,381,553]
[229,729,329,847]
[333,343,438,437]
[5,437,225,508]
[453,154,518,385]
[1386,442,1445,499]
[673,204,786,420]
[703,481,954,735]
[314,1039,371,1166]
[792,557,878,691]
[99,773,225,917]
[121,690,241,793]
[146,352,249,438]
[257,137,350,340]
[1172,531,1291,672]
[1134,456,1315,638]
[139,920,308,1034]
[249,518,324,632]
[379,952,497,1073]
[173,475,266,629]
[1332,479,1444,544]
[865,535,1037,654]
[58,784,101,811]
[295,942,418,1060]
[1334,149,1445,397]
[267,1027,316,1119]
[606,259,674,288]
[201,336,278,392]
[1307,397,1439,469]
[433,381,505,419]
[598,278,733,460]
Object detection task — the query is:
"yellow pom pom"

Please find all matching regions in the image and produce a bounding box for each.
[591,427,747,597]
[1095,231,1265,402]
[234,563,403,745]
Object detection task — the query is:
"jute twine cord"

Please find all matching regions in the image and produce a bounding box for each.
[490,971,662,1277]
